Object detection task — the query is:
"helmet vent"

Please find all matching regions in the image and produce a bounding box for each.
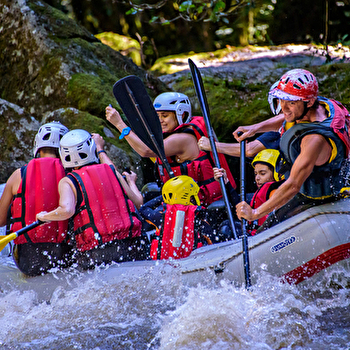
[169,100,177,105]
[43,133,51,140]
[293,83,301,90]
[79,152,88,159]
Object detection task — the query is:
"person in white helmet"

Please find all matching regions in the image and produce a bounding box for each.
[36,129,147,269]
[106,92,236,207]
[235,68,350,227]
[0,121,71,276]
[198,81,282,157]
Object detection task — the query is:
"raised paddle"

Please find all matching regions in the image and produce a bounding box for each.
[239,132,252,289]
[0,220,44,253]
[113,75,174,178]
[188,58,238,240]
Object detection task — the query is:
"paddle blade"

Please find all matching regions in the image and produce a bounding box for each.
[0,233,17,252]
[113,76,164,155]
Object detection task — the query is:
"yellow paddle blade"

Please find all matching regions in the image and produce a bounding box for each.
[0,233,18,252]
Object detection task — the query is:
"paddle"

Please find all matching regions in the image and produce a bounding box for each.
[188,58,238,240]
[239,133,252,289]
[0,220,44,253]
[113,76,174,178]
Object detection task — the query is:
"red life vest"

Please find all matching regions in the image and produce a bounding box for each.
[156,116,236,206]
[249,180,284,235]
[69,164,142,252]
[150,203,203,260]
[10,158,68,244]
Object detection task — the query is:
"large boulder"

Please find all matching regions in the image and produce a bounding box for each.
[0,0,167,183]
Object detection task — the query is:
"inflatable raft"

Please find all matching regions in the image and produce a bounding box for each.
[1,197,350,300]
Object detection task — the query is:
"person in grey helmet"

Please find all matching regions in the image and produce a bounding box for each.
[0,121,71,276]
[36,129,147,269]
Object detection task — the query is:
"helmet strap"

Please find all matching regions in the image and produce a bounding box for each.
[295,101,310,121]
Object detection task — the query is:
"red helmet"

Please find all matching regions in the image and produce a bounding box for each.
[269,69,318,101]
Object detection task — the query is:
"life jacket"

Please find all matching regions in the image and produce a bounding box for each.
[280,99,348,199]
[9,158,68,244]
[156,116,236,206]
[68,164,142,252]
[150,203,203,260]
[248,180,285,235]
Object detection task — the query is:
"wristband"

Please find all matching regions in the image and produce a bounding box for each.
[97,150,106,155]
[119,126,131,140]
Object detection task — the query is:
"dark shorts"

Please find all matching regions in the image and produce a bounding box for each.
[13,242,73,277]
[74,236,150,270]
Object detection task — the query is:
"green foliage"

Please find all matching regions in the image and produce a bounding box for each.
[171,74,271,142]
[95,32,141,66]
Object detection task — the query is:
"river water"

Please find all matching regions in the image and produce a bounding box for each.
[1,251,350,349]
[1,186,350,349]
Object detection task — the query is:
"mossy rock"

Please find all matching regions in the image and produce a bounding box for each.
[0,0,167,182]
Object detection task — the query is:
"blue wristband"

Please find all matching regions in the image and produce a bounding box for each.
[119,127,131,140]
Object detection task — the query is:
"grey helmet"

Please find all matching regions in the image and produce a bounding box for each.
[153,92,192,125]
[33,121,69,157]
[59,129,98,168]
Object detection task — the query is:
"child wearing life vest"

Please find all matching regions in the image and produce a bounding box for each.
[214,149,285,236]
[149,175,213,260]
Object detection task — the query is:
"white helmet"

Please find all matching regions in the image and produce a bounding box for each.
[268,81,282,115]
[59,129,98,168]
[153,92,192,125]
[33,121,69,157]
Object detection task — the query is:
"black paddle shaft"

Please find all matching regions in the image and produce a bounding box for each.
[188,59,238,240]
[239,135,252,289]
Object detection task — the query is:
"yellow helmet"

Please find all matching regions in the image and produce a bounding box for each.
[252,149,281,181]
[162,176,200,206]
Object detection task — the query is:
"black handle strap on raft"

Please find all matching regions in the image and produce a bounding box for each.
[188,58,238,240]
[113,76,174,179]
[239,133,252,289]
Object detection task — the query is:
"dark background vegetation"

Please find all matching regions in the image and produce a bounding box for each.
[45,0,350,68]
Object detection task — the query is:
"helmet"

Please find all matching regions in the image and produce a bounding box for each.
[269,69,318,102]
[154,92,192,125]
[33,121,69,157]
[59,129,98,168]
[162,176,200,206]
[252,149,281,181]
[268,81,282,115]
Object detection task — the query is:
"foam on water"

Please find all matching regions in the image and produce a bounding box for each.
[1,259,350,350]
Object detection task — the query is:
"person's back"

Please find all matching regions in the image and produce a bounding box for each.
[149,176,212,260]
[37,129,148,270]
[1,121,71,276]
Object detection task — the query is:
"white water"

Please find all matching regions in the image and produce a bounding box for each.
[2,186,350,349]
[1,255,350,349]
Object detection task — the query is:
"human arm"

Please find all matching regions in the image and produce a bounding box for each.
[106,106,199,161]
[213,167,228,184]
[120,170,143,209]
[0,169,21,227]
[105,106,155,157]
[92,133,113,166]
[236,134,332,221]
[36,177,77,222]
[233,114,285,142]
[198,136,267,158]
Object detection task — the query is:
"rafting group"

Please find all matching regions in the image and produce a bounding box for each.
[1,67,350,277]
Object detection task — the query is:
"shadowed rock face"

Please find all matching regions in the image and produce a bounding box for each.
[0,0,167,183]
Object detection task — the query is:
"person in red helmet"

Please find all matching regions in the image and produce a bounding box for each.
[234,68,350,227]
